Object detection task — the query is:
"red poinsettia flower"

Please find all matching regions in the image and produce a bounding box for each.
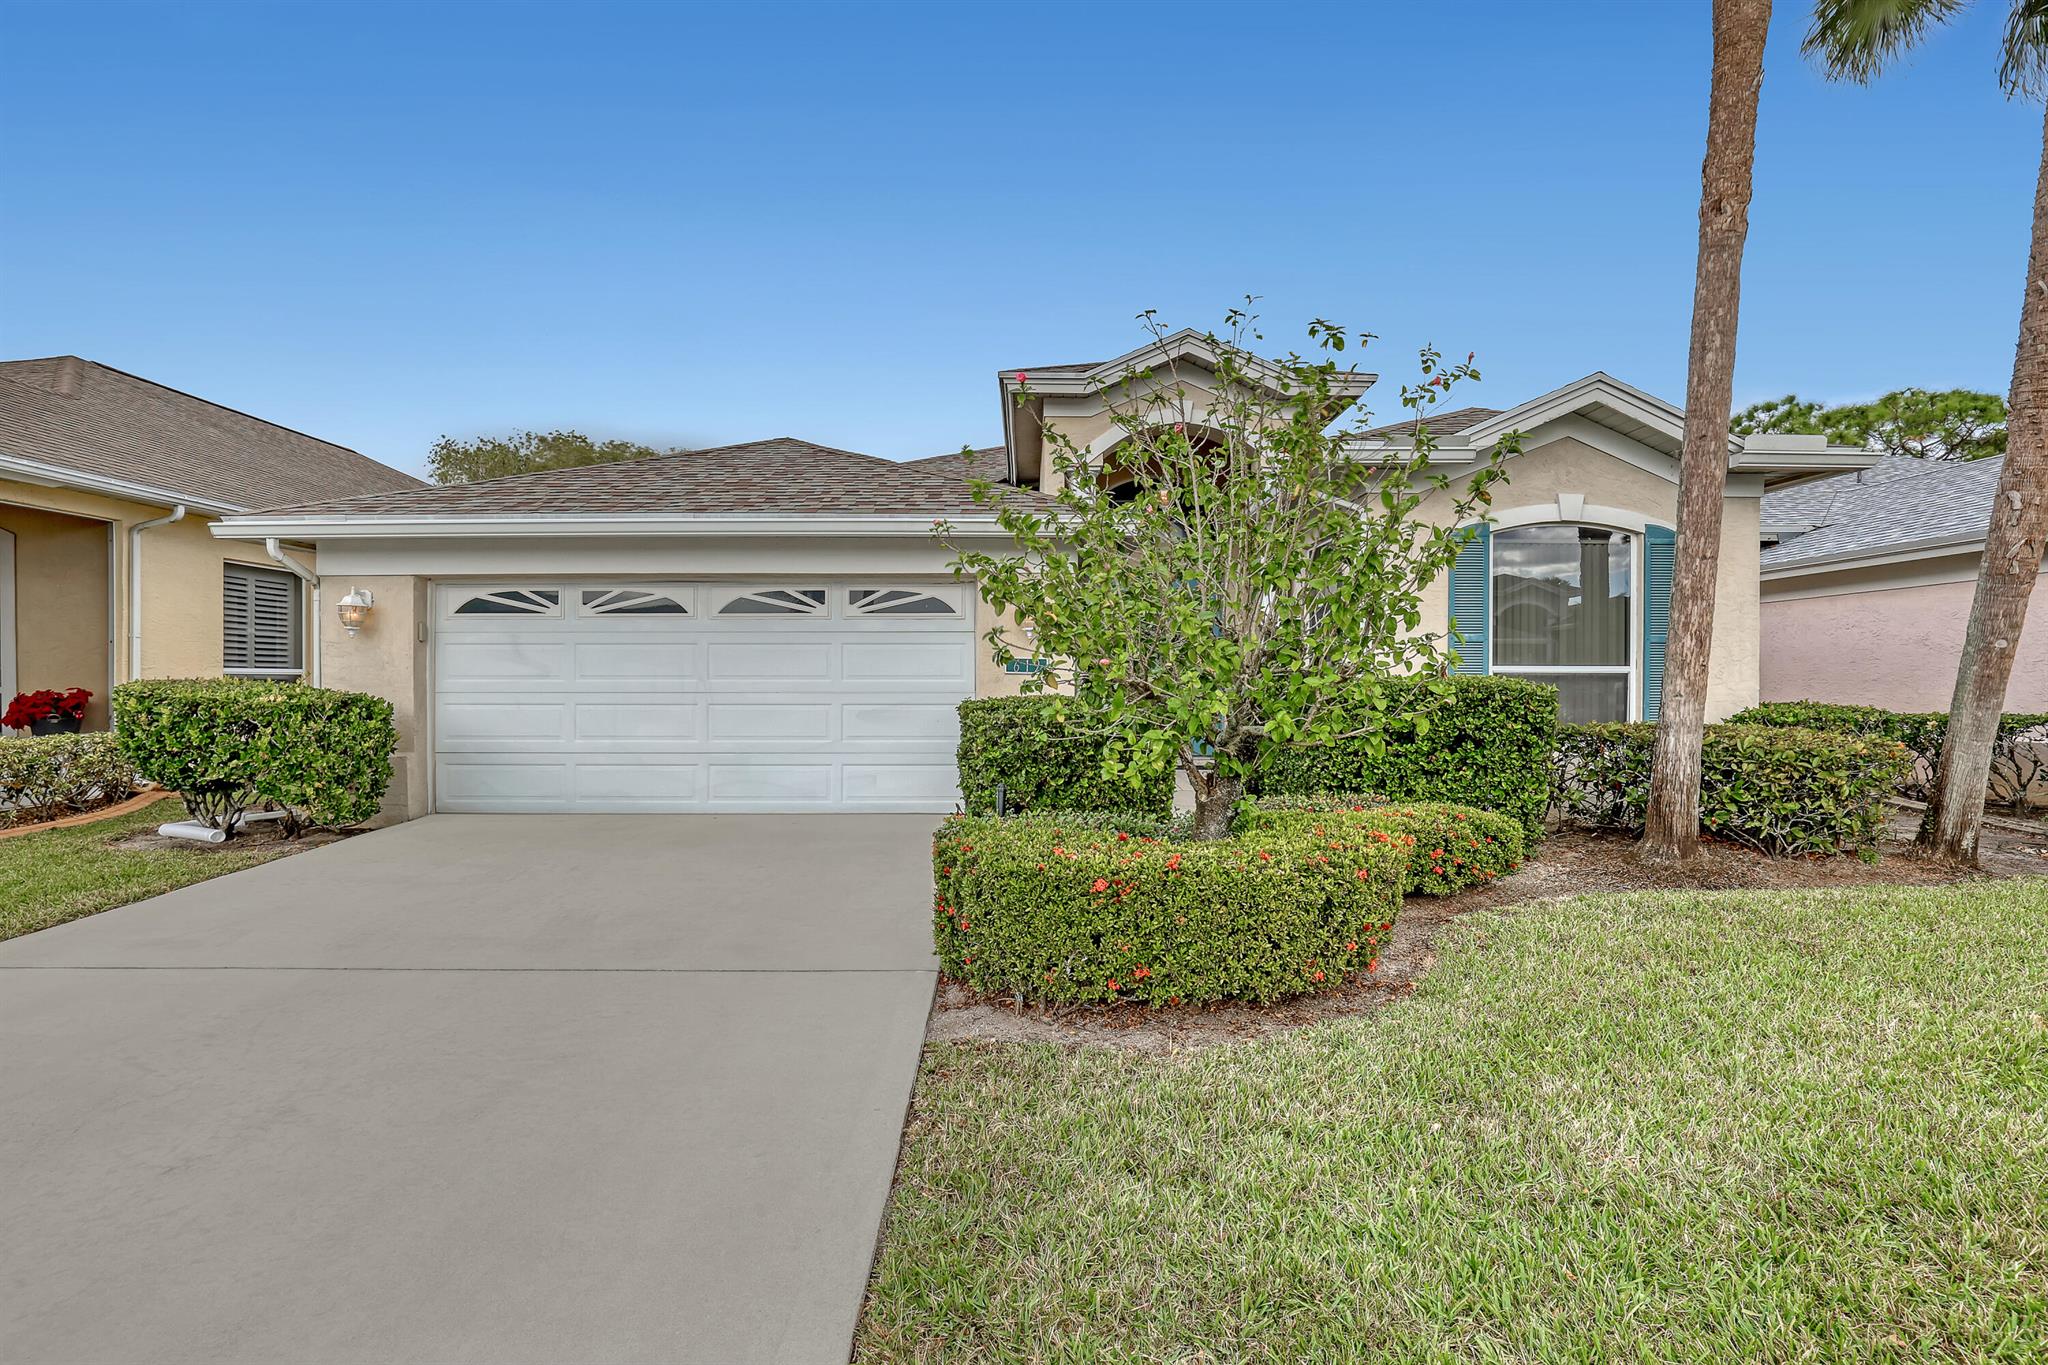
[2,687,91,729]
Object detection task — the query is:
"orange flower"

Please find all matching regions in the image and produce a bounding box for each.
[1091,878,1110,893]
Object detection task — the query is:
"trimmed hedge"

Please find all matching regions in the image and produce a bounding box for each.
[0,732,140,825]
[1244,795,1525,896]
[113,678,398,832]
[932,812,1404,1006]
[957,696,1174,816]
[1258,676,1558,837]
[1554,723,1913,856]
[1729,699,2048,808]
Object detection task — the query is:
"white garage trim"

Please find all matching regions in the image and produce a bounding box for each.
[431,579,974,814]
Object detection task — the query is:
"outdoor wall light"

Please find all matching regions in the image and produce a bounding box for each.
[336,586,375,636]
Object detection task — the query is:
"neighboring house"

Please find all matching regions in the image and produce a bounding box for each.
[211,331,1873,822]
[0,357,423,730]
[1759,454,2048,711]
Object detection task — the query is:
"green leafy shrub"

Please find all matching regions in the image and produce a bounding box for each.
[956,696,1174,816]
[1729,699,2048,808]
[1243,795,1525,896]
[932,812,1404,1006]
[1258,676,1558,837]
[0,732,140,825]
[1554,723,1913,856]
[113,678,398,833]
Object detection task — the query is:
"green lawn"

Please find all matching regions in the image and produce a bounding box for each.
[860,882,2048,1363]
[0,798,293,942]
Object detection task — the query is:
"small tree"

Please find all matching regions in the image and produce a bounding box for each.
[427,429,685,485]
[941,311,1513,840]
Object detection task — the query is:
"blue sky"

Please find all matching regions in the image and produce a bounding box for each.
[1,1,2037,477]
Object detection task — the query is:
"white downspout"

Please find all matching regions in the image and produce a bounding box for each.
[128,505,186,681]
[264,538,320,686]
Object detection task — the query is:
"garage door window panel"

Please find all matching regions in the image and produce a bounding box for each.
[717,588,826,616]
[580,588,689,616]
[452,588,563,617]
[848,587,960,617]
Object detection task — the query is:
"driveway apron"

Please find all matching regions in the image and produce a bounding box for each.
[0,814,938,1365]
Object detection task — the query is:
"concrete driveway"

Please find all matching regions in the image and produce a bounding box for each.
[0,815,939,1365]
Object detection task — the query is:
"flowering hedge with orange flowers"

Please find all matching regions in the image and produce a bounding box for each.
[1243,796,1524,896]
[932,812,1404,1006]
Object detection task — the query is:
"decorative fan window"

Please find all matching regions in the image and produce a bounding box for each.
[717,588,827,616]
[452,588,562,616]
[847,587,959,617]
[580,588,688,616]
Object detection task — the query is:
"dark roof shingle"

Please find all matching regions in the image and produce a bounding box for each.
[250,437,1022,518]
[904,445,1008,482]
[0,356,422,510]
[1360,405,1502,439]
[1760,454,2005,569]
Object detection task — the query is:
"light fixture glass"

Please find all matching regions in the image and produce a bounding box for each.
[336,586,375,636]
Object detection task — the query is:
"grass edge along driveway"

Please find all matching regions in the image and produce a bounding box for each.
[860,880,2048,1363]
[0,798,293,942]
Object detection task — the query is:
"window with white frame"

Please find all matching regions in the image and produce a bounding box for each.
[223,562,303,676]
[1491,525,1633,723]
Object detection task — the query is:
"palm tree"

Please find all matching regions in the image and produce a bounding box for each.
[1642,0,1775,862]
[1805,0,2048,864]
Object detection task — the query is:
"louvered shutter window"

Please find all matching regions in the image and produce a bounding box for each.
[1448,524,1490,674]
[1640,524,1675,721]
[224,564,302,675]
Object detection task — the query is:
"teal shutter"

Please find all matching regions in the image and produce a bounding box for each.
[1448,524,1490,675]
[1641,524,1675,721]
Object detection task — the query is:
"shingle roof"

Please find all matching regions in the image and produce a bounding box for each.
[249,437,1020,518]
[1360,405,1502,438]
[0,356,422,511]
[905,445,1008,481]
[1760,455,2004,570]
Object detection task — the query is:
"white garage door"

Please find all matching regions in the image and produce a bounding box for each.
[432,581,975,813]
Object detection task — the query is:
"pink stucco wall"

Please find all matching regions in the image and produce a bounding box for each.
[1762,577,2048,711]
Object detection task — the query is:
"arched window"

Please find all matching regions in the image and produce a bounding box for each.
[1491,525,1633,723]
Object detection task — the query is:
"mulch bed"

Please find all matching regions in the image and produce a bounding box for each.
[107,822,349,855]
[926,813,2048,1052]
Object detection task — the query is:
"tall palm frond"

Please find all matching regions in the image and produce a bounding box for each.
[2001,0,2048,95]
[1807,0,2048,95]
[1804,0,1966,82]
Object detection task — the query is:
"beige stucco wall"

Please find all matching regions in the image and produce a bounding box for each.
[0,478,319,731]
[313,574,430,825]
[1762,560,2048,712]
[0,502,112,728]
[141,517,317,680]
[1410,435,1762,721]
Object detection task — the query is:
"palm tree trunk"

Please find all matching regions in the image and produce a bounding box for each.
[1641,0,1771,863]
[1919,102,2048,866]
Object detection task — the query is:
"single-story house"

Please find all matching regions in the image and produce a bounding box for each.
[209,331,1876,822]
[1760,453,2048,711]
[0,357,423,730]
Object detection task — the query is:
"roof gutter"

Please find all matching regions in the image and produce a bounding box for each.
[0,453,241,517]
[264,538,321,686]
[1759,531,1991,579]
[209,513,1015,541]
[128,505,186,681]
